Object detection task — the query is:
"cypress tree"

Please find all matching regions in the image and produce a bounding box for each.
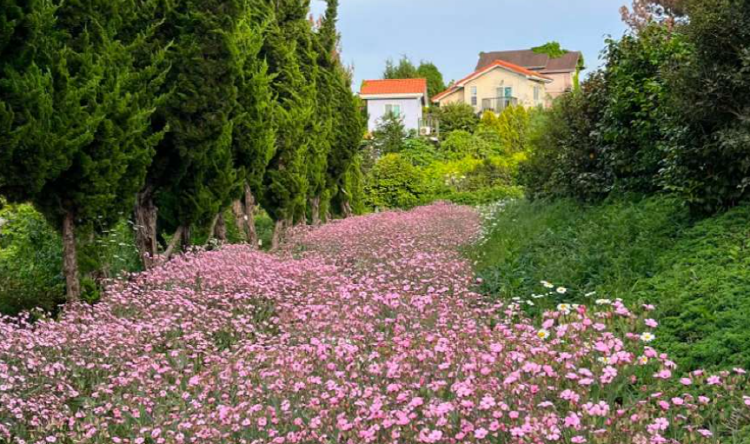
[230,0,276,246]
[136,0,243,262]
[259,0,313,247]
[0,0,168,300]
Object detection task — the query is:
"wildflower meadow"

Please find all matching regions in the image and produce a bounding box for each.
[1,203,748,443]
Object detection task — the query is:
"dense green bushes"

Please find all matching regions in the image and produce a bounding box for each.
[473,196,750,370]
[521,1,750,214]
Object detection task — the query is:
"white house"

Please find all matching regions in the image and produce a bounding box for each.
[360,78,429,132]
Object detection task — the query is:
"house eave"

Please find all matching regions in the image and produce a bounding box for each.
[360,93,425,100]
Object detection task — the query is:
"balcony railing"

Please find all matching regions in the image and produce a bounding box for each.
[481,97,518,114]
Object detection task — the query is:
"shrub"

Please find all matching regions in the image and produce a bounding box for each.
[433,185,524,206]
[369,112,407,155]
[519,74,610,202]
[399,138,442,167]
[431,102,479,136]
[364,154,429,209]
[0,204,65,315]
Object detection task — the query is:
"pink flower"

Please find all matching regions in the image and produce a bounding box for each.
[707,375,721,385]
[474,428,488,439]
[645,319,658,328]
[571,437,587,443]
[698,429,713,438]
[679,377,692,385]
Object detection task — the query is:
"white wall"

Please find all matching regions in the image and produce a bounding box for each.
[366,98,423,132]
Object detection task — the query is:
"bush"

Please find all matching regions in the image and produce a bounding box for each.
[364,154,429,209]
[0,204,65,315]
[399,138,442,167]
[431,102,478,136]
[473,195,750,370]
[433,185,523,206]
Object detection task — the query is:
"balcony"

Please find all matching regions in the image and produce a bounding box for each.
[481,97,518,114]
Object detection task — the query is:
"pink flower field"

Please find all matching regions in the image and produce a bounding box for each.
[0,203,748,443]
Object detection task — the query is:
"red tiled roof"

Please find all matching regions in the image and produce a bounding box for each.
[360,78,428,96]
[432,60,551,103]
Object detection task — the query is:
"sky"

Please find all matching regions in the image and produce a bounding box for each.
[310,0,629,90]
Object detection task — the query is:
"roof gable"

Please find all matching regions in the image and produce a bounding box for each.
[432,60,551,103]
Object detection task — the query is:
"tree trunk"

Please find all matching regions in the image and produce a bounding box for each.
[134,187,158,269]
[271,219,285,250]
[310,196,321,226]
[244,183,258,247]
[61,211,81,302]
[231,200,247,242]
[214,212,227,243]
[163,225,185,260]
[207,213,220,243]
[181,225,192,252]
[342,200,353,218]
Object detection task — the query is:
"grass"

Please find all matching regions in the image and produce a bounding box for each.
[472,195,750,371]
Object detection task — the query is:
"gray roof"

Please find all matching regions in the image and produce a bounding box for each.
[476,50,582,74]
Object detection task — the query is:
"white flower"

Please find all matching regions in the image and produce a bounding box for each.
[640,332,656,343]
[526,300,535,306]
[556,287,567,294]
[532,293,545,299]
[595,299,612,305]
[585,291,597,297]
[536,329,550,340]
[557,303,571,314]
[598,356,611,364]
[638,355,649,365]
[541,280,554,289]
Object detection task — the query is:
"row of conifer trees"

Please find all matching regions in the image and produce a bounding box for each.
[0,0,365,300]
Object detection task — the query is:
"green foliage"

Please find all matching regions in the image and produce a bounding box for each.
[598,25,691,194]
[519,74,610,202]
[364,154,429,209]
[661,0,750,213]
[383,55,418,79]
[531,41,568,58]
[0,0,167,229]
[370,112,407,155]
[0,204,143,315]
[479,105,533,154]
[434,185,523,206]
[431,103,479,136]
[0,203,64,315]
[634,204,750,370]
[473,196,750,370]
[416,62,446,99]
[399,138,441,167]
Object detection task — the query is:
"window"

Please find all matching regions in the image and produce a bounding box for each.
[534,86,540,101]
[471,86,478,106]
[504,87,513,98]
[385,104,401,117]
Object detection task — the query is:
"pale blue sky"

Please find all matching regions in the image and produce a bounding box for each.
[311,0,629,89]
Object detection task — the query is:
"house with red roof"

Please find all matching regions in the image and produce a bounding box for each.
[431,60,552,114]
[477,49,583,99]
[360,78,429,132]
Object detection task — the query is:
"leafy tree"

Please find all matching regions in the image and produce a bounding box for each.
[432,102,479,136]
[416,62,446,99]
[384,56,445,99]
[662,0,750,213]
[383,55,418,79]
[621,0,687,31]
[0,0,168,299]
[481,105,532,154]
[598,24,690,195]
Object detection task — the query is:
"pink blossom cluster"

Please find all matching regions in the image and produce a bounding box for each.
[0,203,748,443]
